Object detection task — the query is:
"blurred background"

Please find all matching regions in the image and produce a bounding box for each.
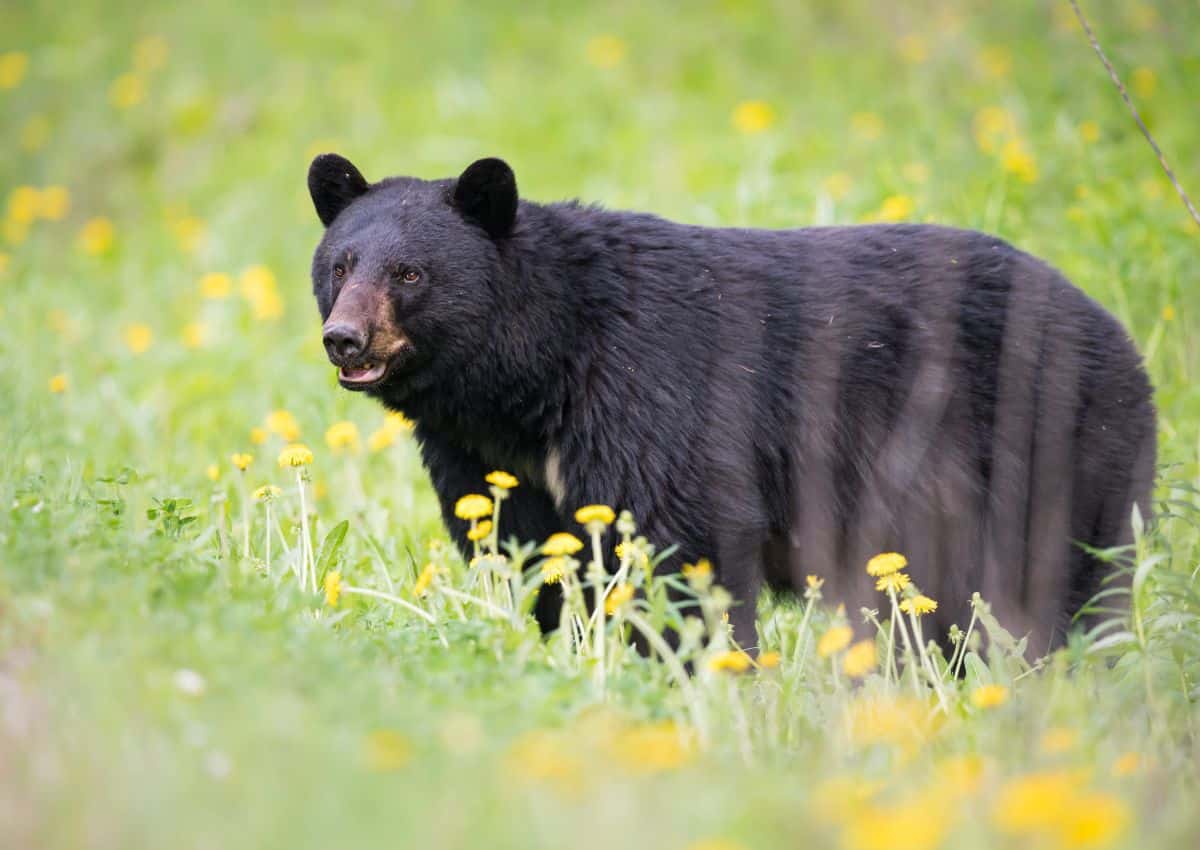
[5,1,1198,465]
[3,2,1200,849]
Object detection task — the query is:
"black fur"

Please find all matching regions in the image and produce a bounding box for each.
[308,156,1156,651]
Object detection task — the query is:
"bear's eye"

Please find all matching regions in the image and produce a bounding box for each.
[401,269,420,283]
[332,263,346,279]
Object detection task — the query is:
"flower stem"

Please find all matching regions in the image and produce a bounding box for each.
[438,585,510,620]
[341,586,448,647]
[589,527,607,694]
[625,610,707,743]
[295,469,314,592]
[264,503,273,575]
[887,586,921,696]
[238,476,250,561]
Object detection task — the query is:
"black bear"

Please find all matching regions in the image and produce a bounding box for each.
[307,154,1156,651]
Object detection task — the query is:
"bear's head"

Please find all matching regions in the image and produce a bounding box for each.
[307,154,521,405]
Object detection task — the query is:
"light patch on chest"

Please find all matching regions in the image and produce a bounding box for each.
[544,447,567,510]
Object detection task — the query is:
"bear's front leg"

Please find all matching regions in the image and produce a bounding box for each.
[415,428,567,632]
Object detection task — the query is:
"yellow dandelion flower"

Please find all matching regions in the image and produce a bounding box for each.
[575,504,615,526]
[850,111,884,141]
[806,574,825,590]
[1058,792,1130,848]
[817,624,853,658]
[899,595,938,616]
[682,558,713,580]
[384,411,414,431]
[585,34,626,69]
[1131,66,1157,98]
[122,322,153,354]
[206,464,220,481]
[604,582,634,615]
[708,650,752,673]
[253,484,281,501]
[821,171,853,201]
[935,754,987,797]
[485,470,519,490]
[844,799,951,850]
[1162,304,1176,322]
[277,443,314,468]
[467,520,493,542]
[842,639,878,678]
[367,427,396,452]
[992,770,1087,835]
[7,186,40,225]
[324,570,342,606]
[541,557,566,584]
[612,722,695,773]
[1111,752,1142,777]
[0,51,29,90]
[133,35,169,74]
[972,105,1017,154]
[182,321,208,349]
[543,532,584,556]
[324,420,360,453]
[757,650,781,669]
[48,373,68,394]
[971,683,1009,709]
[79,217,115,255]
[36,186,70,221]
[731,100,777,135]
[1040,727,1078,755]
[506,729,584,792]
[866,552,908,576]
[240,264,284,320]
[875,572,911,593]
[897,34,928,65]
[363,729,411,772]
[265,409,301,441]
[454,493,493,520]
[845,695,939,753]
[872,194,914,222]
[1001,138,1038,183]
[977,45,1012,78]
[1079,120,1101,144]
[199,272,232,299]
[169,216,205,254]
[412,563,436,597]
[109,73,145,109]
[230,453,253,471]
[249,426,268,445]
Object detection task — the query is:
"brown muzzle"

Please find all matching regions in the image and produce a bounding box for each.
[321,282,404,365]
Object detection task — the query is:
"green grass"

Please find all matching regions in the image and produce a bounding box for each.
[3,1,1200,848]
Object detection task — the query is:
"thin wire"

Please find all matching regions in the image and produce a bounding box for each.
[1068,0,1200,230]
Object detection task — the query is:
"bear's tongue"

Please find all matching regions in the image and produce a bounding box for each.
[339,363,386,383]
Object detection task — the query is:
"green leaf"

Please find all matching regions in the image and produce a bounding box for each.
[316,519,350,578]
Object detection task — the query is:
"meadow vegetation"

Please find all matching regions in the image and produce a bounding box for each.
[3,1,1199,848]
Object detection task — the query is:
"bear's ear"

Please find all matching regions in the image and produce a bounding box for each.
[308,154,370,227]
[453,158,518,238]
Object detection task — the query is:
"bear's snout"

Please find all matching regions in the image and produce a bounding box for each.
[322,322,367,363]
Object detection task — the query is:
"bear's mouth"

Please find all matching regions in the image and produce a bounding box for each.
[336,339,413,391]
[338,362,388,388]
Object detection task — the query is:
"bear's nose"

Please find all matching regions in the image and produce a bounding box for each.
[323,323,367,362]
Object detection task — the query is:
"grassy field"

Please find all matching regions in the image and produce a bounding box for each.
[3,1,1200,848]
